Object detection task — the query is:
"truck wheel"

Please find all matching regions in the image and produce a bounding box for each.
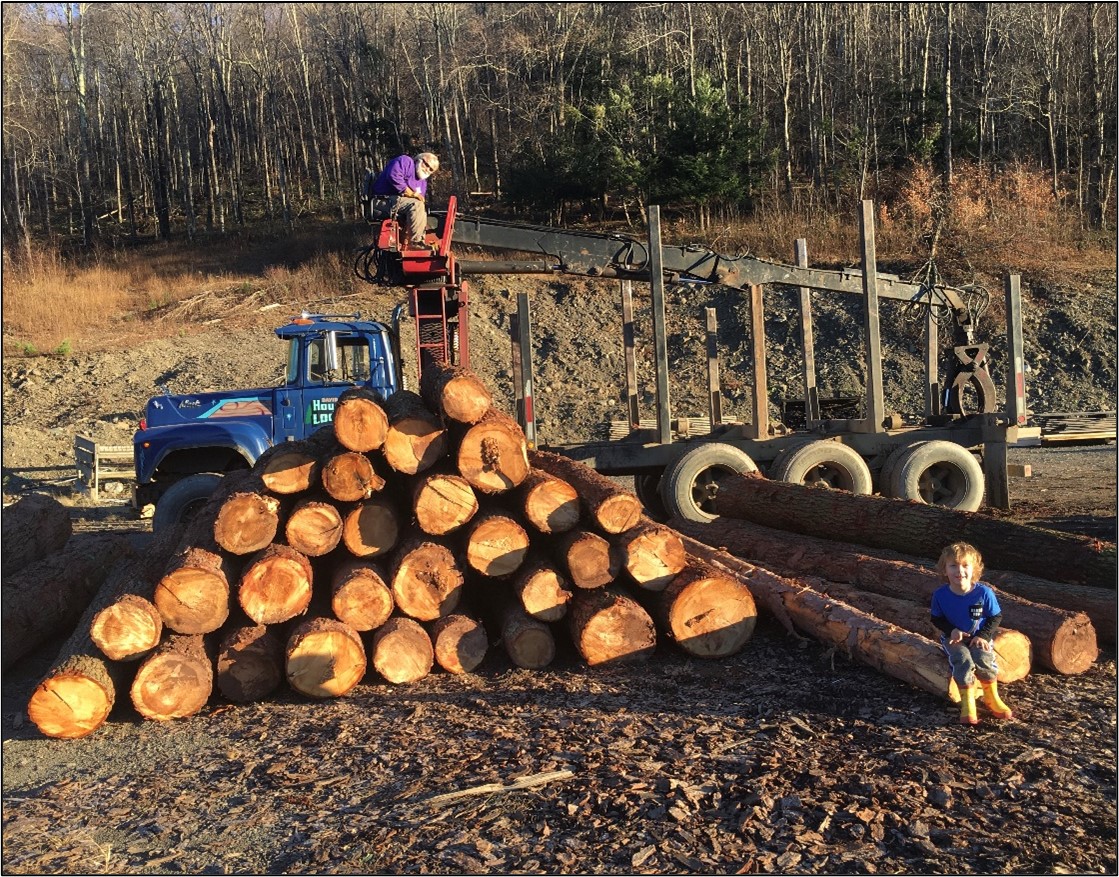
[633,472,669,522]
[152,473,223,534]
[877,441,929,497]
[660,443,759,523]
[769,440,873,494]
[891,441,985,511]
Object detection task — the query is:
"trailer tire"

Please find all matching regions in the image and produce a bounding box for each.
[877,440,929,497]
[769,440,873,494]
[660,443,759,523]
[891,441,985,511]
[152,473,223,534]
[633,472,669,522]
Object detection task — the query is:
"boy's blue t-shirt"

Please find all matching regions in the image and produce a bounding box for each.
[930,582,1001,635]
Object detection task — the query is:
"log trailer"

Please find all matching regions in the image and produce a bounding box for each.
[129,194,1028,531]
[358,194,1030,523]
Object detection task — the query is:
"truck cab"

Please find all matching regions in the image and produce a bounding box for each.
[134,313,400,531]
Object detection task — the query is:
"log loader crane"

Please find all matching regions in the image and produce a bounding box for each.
[357,195,1029,523]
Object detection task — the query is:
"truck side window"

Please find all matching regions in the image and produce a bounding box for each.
[286,339,300,384]
[308,340,325,382]
[339,340,371,383]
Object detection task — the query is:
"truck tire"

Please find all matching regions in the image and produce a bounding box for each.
[769,440,873,494]
[633,472,669,523]
[891,441,985,511]
[877,441,929,497]
[660,443,759,523]
[152,473,224,534]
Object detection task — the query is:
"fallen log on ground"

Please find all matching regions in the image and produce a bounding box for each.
[2,493,72,576]
[26,527,183,738]
[673,516,1098,675]
[712,473,1116,589]
[2,534,133,671]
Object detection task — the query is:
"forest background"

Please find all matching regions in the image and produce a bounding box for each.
[1,2,1116,355]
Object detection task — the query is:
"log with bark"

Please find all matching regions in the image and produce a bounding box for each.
[2,492,72,576]
[712,472,1116,589]
[382,389,448,475]
[651,559,757,658]
[673,516,1097,675]
[420,360,493,425]
[332,387,389,453]
[90,593,163,663]
[513,556,572,622]
[341,497,401,558]
[3,533,133,671]
[212,477,281,556]
[331,557,393,632]
[568,588,656,666]
[26,528,183,739]
[412,470,478,536]
[130,634,214,721]
[237,543,314,625]
[430,613,489,674]
[463,512,530,578]
[286,617,367,698]
[390,538,464,621]
[516,470,580,535]
[617,520,687,592]
[250,428,336,494]
[529,450,642,535]
[456,410,530,494]
[216,623,284,703]
[370,616,434,683]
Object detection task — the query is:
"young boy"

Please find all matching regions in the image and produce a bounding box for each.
[930,542,1014,725]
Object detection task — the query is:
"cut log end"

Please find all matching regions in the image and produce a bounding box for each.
[238,546,314,626]
[217,625,284,704]
[1048,617,1099,676]
[286,619,367,698]
[663,570,758,658]
[27,674,113,739]
[596,493,644,535]
[90,595,163,661]
[131,639,214,721]
[154,570,230,635]
[342,500,401,558]
[213,492,280,555]
[372,617,434,684]
[621,522,688,592]
[392,542,464,621]
[570,590,656,666]
[431,615,489,674]
[466,515,530,578]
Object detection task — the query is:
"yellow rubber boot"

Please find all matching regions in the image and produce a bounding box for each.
[980,679,1013,719]
[959,683,979,725]
[947,677,961,703]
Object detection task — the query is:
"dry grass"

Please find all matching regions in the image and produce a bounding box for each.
[2,164,1112,357]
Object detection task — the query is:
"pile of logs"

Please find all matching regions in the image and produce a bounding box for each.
[25,363,757,739]
[15,363,1107,741]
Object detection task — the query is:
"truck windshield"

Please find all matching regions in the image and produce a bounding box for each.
[307,337,371,384]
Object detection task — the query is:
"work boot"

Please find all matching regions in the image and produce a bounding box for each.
[979,679,1013,719]
[959,683,979,725]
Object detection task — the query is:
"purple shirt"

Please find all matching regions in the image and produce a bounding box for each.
[372,154,427,198]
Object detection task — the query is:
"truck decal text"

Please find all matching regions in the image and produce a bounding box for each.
[306,397,337,426]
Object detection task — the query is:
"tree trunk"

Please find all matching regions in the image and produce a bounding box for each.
[806,578,1031,683]
[26,528,182,739]
[412,470,478,536]
[500,602,556,669]
[617,520,687,592]
[516,470,580,535]
[284,498,344,557]
[390,538,464,621]
[420,360,493,425]
[383,390,448,475]
[674,516,1099,675]
[676,533,994,700]
[711,474,1116,588]
[237,543,314,625]
[654,560,758,658]
[286,617,367,698]
[529,450,642,535]
[463,513,530,578]
[555,529,621,590]
[1,493,72,575]
[130,634,214,721]
[513,556,572,622]
[213,479,281,555]
[568,588,656,666]
[321,450,386,502]
[341,498,401,558]
[2,534,131,670]
[456,410,530,494]
[331,558,393,632]
[333,387,390,453]
[216,623,284,704]
[370,616,433,683]
[430,613,488,674]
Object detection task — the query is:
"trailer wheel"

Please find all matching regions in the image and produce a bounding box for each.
[660,443,759,523]
[770,440,873,494]
[877,441,929,497]
[633,472,669,522]
[152,473,223,534]
[891,441,985,511]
